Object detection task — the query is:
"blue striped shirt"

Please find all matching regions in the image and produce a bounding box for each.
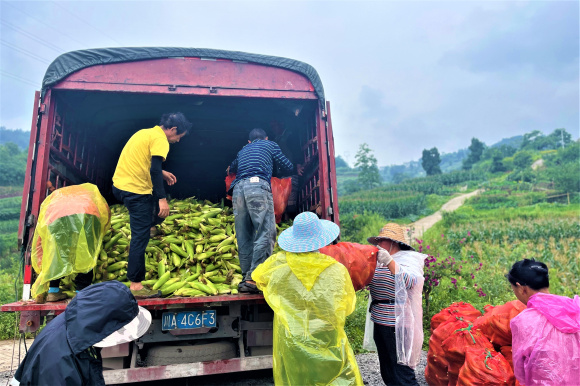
[229,139,294,192]
[368,266,417,327]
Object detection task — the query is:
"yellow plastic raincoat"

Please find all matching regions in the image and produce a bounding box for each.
[31,183,110,297]
[252,251,363,386]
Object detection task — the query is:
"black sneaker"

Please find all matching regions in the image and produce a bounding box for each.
[131,288,162,299]
[238,282,262,294]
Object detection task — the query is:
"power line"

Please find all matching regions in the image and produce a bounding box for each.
[2,1,86,47]
[1,19,66,53]
[0,40,51,64]
[0,71,39,88]
[50,1,123,46]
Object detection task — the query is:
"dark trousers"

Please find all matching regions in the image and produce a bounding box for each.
[49,271,93,291]
[374,323,418,386]
[232,179,276,281]
[112,186,164,283]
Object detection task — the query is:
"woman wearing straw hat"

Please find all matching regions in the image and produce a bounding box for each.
[252,212,363,386]
[367,223,425,386]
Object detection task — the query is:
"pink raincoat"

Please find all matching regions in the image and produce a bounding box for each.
[510,293,580,386]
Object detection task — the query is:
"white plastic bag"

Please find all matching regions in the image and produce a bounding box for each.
[362,295,377,351]
[394,251,425,369]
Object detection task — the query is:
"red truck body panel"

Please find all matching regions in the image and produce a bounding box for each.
[52,57,318,99]
[10,52,339,382]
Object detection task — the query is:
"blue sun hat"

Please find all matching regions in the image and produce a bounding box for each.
[277,212,340,253]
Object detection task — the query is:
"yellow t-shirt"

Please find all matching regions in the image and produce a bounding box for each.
[113,126,170,195]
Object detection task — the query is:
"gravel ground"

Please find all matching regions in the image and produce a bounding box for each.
[0,370,14,385]
[356,351,428,386]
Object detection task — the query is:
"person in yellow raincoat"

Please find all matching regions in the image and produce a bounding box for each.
[252,211,363,386]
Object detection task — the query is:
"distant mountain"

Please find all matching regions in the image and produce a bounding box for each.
[491,135,523,149]
[339,134,526,183]
[379,148,469,182]
[0,127,30,150]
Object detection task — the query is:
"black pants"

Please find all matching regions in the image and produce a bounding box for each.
[112,186,164,283]
[374,323,418,386]
[49,271,94,291]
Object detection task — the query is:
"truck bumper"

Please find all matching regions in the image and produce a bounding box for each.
[103,355,273,384]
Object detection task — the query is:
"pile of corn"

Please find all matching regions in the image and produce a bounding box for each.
[59,197,292,298]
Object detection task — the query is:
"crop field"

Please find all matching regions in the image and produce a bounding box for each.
[340,192,427,219]
[417,200,580,345]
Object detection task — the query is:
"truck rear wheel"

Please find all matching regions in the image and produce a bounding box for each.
[146,341,237,366]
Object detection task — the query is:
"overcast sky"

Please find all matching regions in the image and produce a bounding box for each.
[1,0,578,166]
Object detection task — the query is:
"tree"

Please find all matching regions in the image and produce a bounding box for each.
[421,147,442,176]
[490,152,506,173]
[392,172,409,184]
[354,143,381,190]
[546,128,572,149]
[513,151,533,170]
[0,142,27,186]
[521,130,544,150]
[462,138,486,170]
[335,155,350,169]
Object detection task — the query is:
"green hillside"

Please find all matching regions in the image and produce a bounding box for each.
[0,127,29,150]
[341,130,579,352]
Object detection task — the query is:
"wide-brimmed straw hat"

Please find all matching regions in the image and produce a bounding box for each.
[94,306,152,348]
[367,223,415,251]
[278,212,340,253]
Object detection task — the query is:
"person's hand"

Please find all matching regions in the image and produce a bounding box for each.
[377,248,393,267]
[162,171,177,186]
[296,164,304,176]
[158,198,170,218]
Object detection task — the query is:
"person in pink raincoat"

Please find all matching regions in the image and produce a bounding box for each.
[506,258,580,386]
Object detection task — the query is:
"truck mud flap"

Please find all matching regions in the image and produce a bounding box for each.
[103,355,273,384]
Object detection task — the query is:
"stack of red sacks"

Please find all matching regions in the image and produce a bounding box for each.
[225,174,292,223]
[426,300,527,386]
[430,302,482,332]
[457,348,515,386]
[319,242,378,291]
[473,300,526,347]
[442,324,495,385]
[425,303,482,385]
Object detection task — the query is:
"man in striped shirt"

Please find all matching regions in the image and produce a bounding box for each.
[227,128,301,293]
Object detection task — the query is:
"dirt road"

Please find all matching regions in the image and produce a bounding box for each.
[407,189,482,241]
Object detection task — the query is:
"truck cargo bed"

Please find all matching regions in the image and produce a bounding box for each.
[1,293,265,313]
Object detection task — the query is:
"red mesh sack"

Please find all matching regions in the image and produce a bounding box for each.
[472,300,526,347]
[319,242,378,291]
[225,174,292,223]
[483,304,495,314]
[441,324,494,386]
[426,316,470,386]
[457,348,515,386]
[271,177,292,223]
[430,302,482,332]
[500,346,513,369]
[225,174,236,200]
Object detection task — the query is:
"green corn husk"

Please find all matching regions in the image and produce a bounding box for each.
[70,196,292,298]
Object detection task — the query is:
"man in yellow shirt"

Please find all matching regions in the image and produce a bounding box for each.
[112,112,191,298]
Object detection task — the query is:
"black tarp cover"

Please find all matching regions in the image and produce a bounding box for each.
[42,47,325,103]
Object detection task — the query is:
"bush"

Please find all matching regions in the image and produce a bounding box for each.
[546,163,580,193]
[513,151,533,169]
[467,192,546,210]
[345,290,369,354]
[340,212,387,244]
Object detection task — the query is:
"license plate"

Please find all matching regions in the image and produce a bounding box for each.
[161,310,216,331]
